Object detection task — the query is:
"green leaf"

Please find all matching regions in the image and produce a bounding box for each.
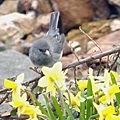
[51,96,64,120]
[79,90,85,120]
[115,92,120,105]
[86,79,93,120]
[110,72,120,105]
[34,95,48,116]
[110,72,117,85]
[43,94,56,120]
[63,101,74,120]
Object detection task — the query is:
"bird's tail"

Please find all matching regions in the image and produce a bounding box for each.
[47,12,60,37]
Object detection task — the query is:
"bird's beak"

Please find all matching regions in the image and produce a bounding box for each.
[45,50,51,56]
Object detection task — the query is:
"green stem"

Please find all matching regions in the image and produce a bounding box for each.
[57,86,65,116]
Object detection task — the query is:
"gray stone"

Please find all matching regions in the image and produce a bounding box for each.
[0,50,39,88]
[0,12,35,42]
[0,103,12,115]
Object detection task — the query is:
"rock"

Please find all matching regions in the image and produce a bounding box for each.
[11,39,33,55]
[109,19,120,31]
[17,0,52,16]
[37,0,52,13]
[107,0,120,14]
[86,30,120,56]
[91,0,110,20]
[0,103,12,115]
[0,0,18,15]
[66,19,112,53]
[0,50,39,88]
[0,41,5,51]
[52,0,94,33]
[33,13,51,34]
[0,12,35,42]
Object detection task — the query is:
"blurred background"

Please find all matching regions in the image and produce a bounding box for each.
[0,0,120,84]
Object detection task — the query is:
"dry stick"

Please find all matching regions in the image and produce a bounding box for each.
[79,26,103,53]
[63,46,120,70]
[0,93,10,104]
[79,26,103,75]
[0,47,120,104]
[1,46,120,95]
[69,42,79,86]
[69,41,80,61]
[108,51,120,72]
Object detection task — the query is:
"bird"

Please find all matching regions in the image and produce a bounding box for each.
[29,11,65,68]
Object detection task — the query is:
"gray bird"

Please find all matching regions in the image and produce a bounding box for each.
[29,12,65,67]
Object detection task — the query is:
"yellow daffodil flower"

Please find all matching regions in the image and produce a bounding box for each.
[10,93,29,116]
[100,84,120,104]
[23,105,42,120]
[93,102,116,120]
[108,84,120,95]
[38,62,67,96]
[4,73,25,100]
[98,95,107,103]
[102,105,115,117]
[77,80,88,90]
[106,114,120,120]
[10,93,42,120]
[64,91,81,112]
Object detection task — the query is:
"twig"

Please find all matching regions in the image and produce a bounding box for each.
[69,42,80,61]
[63,46,120,70]
[97,58,102,76]
[79,26,103,53]
[0,114,29,120]
[79,26,104,75]
[0,93,10,104]
[108,51,120,72]
[1,46,120,95]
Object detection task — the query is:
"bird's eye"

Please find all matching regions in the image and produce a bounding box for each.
[38,49,45,52]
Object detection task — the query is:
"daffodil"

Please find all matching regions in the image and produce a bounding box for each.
[10,93,42,120]
[100,84,120,104]
[38,62,67,96]
[78,80,88,90]
[23,105,42,120]
[101,70,120,104]
[9,93,29,116]
[4,73,25,99]
[93,102,116,120]
[106,114,120,120]
[88,68,100,94]
[98,95,107,103]
[64,91,81,112]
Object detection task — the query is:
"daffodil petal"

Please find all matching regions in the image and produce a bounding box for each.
[52,62,62,72]
[15,73,24,83]
[46,82,55,93]
[42,67,52,76]
[4,79,17,89]
[38,76,48,87]
[78,80,88,90]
